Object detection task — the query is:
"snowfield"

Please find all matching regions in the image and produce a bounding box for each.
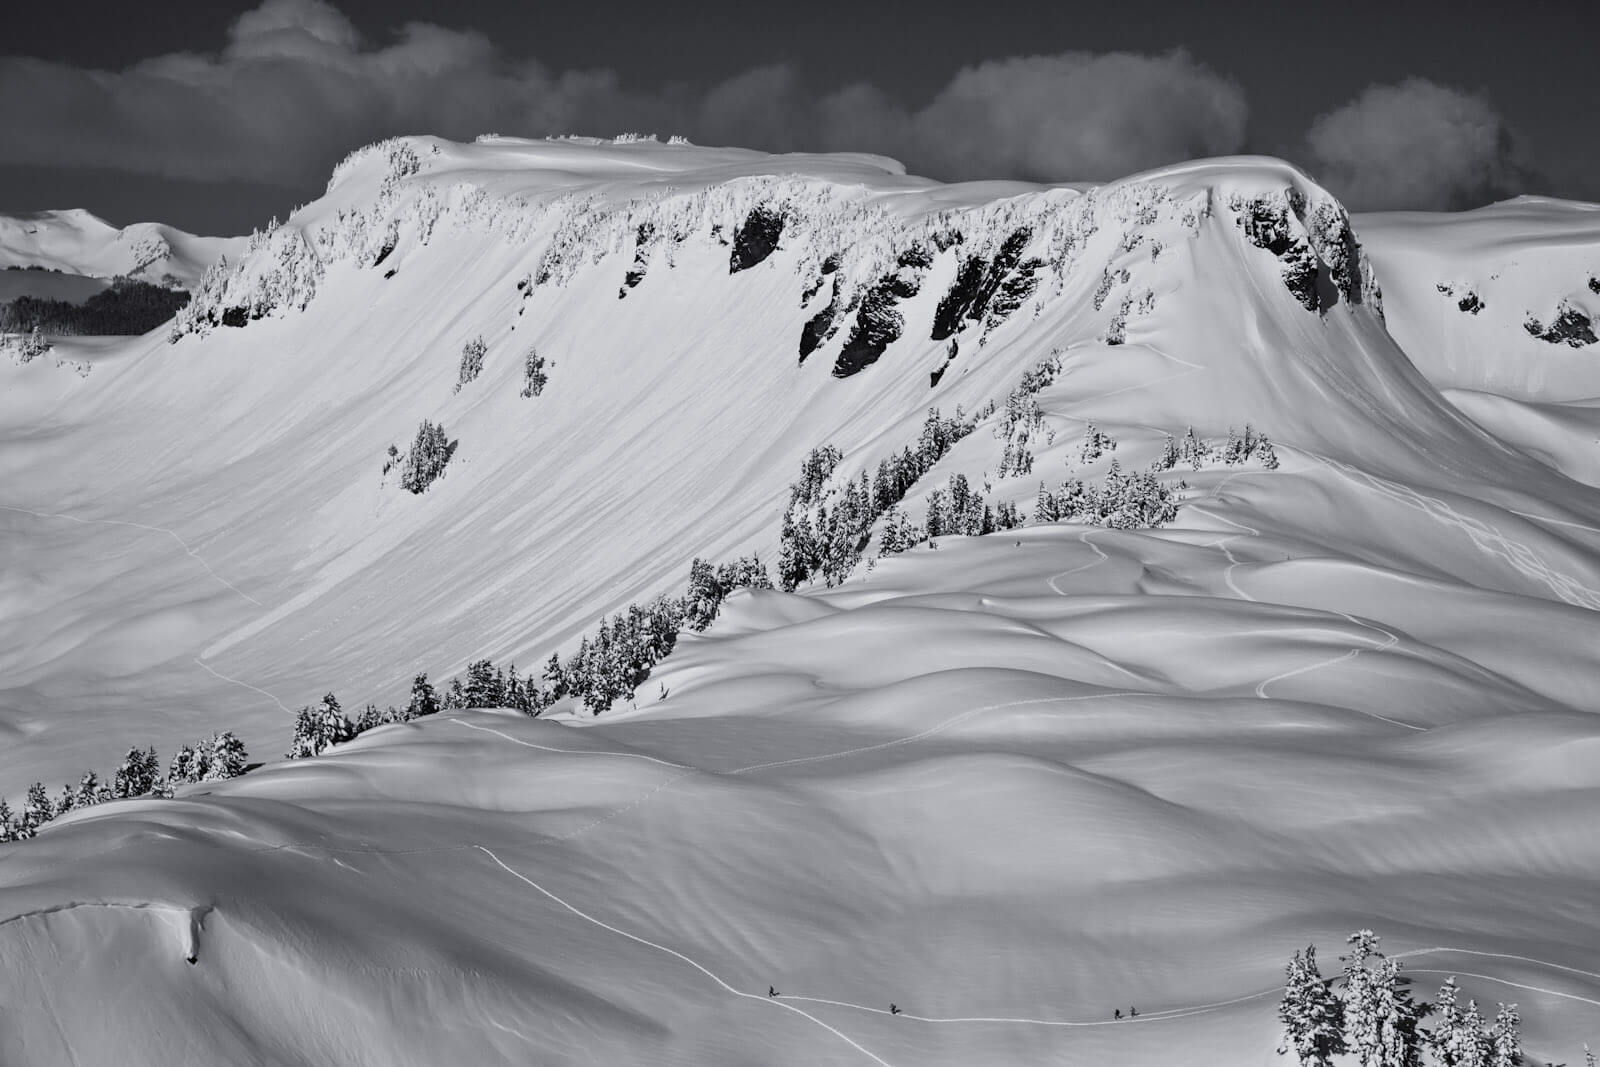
[1,136,1597,1064]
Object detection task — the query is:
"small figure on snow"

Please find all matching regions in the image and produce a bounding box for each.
[1129,1007,1138,1018]
[769,986,778,998]
[890,1004,901,1016]
[1113,1009,1123,1020]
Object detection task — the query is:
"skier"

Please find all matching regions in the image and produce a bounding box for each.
[769,986,778,998]
[1113,1009,1122,1020]
[1129,1007,1138,1018]
[889,1004,901,1016]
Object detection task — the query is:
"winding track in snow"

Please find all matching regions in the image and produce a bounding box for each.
[1309,452,1600,611]
[0,503,260,607]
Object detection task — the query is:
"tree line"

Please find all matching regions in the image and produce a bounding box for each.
[1279,930,1593,1066]
[0,731,248,842]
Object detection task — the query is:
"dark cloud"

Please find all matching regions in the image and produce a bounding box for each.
[0,1,1247,191]
[1304,78,1527,211]
[847,51,1249,183]
[1,0,1545,217]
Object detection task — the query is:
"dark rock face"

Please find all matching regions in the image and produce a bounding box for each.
[729,207,785,273]
[1236,197,1322,313]
[832,279,908,378]
[620,223,654,298]
[798,284,841,363]
[1589,276,1600,295]
[931,256,987,340]
[1525,303,1598,347]
[800,256,838,307]
[220,306,250,328]
[830,257,932,379]
[1457,292,1484,315]
[930,228,1036,340]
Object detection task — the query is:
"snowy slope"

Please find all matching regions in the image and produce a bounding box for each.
[1356,198,1600,490]
[0,208,241,289]
[1,137,1598,1064]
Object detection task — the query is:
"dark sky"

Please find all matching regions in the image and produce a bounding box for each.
[2,0,1594,234]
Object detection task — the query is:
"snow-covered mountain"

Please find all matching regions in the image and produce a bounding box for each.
[1,136,1597,1065]
[0,208,241,291]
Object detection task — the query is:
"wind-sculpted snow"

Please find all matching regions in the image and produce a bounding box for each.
[4,138,1600,1062]
[1,512,1597,1064]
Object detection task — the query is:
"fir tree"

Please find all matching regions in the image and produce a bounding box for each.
[207,732,249,779]
[112,746,160,799]
[408,674,441,718]
[1340,932,1427,1067]
[1487,1004,1521,1067]
[287,694,356,758]
[454,335,487,393]
[1278,944,1346,1065]
[169,744,207,785]
[399,419,454,494]
[1157,433,1179,471]
[1255,433,1281,470]
[22,782,53,833]
[0,799,15,843]
[520,346,548,397]
[1429,977,1490,1067]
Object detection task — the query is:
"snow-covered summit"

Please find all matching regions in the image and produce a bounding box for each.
[0,208,242,289]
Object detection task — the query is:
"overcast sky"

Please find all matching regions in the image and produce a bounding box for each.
[2,0,1594,234]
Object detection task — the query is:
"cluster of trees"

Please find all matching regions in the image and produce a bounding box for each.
[923,472,1024,539]
[0,277,191,337]
[778,407,976,589]
[543,555,772,714]
[396,419,455,494]
[1152,424,1279,471]
[520,347,548,397]
[1033,459,1181,530]
[287,683,449,758]
[3,553,776,842]
[1079,421,1118,463]
[454,336,487,392]
[1,325,50,363]
[172,225,326,340]
[1276,931,1570,1067]
[0,732,249,842]
[994,351,1064,478]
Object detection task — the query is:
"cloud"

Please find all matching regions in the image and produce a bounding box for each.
[1304,79,1526,211]
[892,51,1248,183]
[0,2,1251,192]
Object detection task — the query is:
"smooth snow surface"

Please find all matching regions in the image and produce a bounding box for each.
[2,138,1598,1065]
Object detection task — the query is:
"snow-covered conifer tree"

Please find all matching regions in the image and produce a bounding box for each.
[1157,433,1179,471]
[1340,931,1427,1067]
[22,782,53,833]
[112,746,159,798]
[454,336,487,393]
[399,419,453,494]
[1487,1004,1521,1067]
[206,732,249,780]
[407,674,440,719]
[169,744,207,785]
[520,347,548,397]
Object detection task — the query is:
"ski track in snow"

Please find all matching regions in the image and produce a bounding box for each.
[0,503,260,607]
[1310,453,1600,611]
[190,658,291,714]
[1179,473,1420,726]
[473,845,897,1067]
